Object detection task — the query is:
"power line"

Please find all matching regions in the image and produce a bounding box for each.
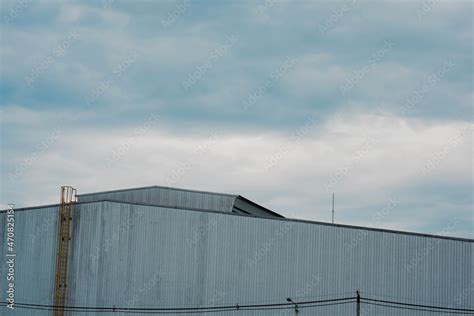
[361,297,474,313]
[0,297,356,313]
[359,290,458,306]
[2,295,473,314]
[0,301,355,314]
[362,302,474,315]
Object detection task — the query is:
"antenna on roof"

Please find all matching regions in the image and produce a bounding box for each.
[332,193,335,224]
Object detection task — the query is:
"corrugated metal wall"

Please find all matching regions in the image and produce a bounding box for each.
[77,186,237,213]
[1,202,473,315]
[0,206,58,316]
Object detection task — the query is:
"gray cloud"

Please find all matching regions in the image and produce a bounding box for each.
[0,0,472,238]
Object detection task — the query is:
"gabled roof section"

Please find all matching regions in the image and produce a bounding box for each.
[233,195,284,218]
[76,185,284,219]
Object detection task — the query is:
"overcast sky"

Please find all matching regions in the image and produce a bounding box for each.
[1,0,472,238]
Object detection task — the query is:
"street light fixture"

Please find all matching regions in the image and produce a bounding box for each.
[286,298,299,313]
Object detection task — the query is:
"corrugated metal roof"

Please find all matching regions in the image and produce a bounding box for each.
[76,185,284,219]
[78,185,237,198]
[77,185,237,213]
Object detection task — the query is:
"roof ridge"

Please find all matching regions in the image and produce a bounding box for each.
[77,185,238,198]
[2,199,472,243]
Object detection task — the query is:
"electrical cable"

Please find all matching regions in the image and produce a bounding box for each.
[359,290,464,307]
[2,295,473,314]
[362,302,474,315]
[361,297,474,313]
[0,296,356,313]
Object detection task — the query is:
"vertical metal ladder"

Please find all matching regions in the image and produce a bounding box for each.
[53,186,76,316]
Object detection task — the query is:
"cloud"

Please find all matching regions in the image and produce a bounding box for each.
[0,1,472,238]
[1,106,472,238]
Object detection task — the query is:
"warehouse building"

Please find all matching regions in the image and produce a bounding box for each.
[1,185,473,315]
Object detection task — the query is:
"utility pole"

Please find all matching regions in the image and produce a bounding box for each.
[356,290,360,316]
[332,193,335,224]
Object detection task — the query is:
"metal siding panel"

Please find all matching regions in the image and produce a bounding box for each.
[0,206,58,316]
[1,202,472,316]
[63,202,474,316]
[77,187,236,213]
